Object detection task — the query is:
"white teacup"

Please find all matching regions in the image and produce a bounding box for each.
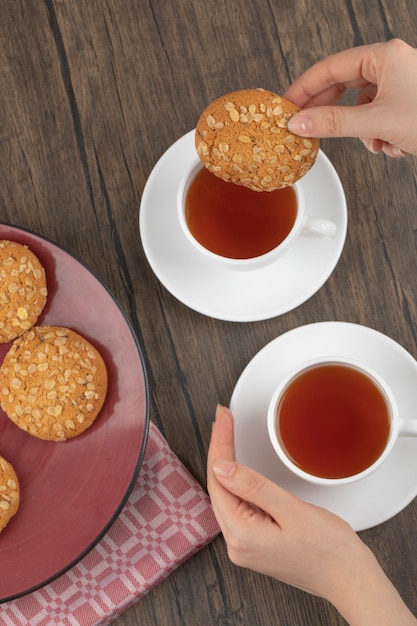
[178,159,338,271]
[267,356,417,486]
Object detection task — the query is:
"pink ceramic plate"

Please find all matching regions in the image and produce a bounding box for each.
[0,224,149,602]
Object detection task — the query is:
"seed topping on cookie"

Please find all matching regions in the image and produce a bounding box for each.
[0,455,20,534]
[0,325,108,441]
[0,240,47,343]
[195,88,319,192]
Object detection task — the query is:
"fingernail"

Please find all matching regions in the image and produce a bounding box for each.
[288,114,313,135]
[365,142,377,154]
[215,404,223,421]
[362,138,380,154]
[213,459,236,477]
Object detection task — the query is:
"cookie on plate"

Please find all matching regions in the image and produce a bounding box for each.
[0,240,48,343]
[195,88,319,191]
[0,326,108,441]
[0,455,20,534]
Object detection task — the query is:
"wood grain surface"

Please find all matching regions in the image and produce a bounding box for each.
[1,1,417,624]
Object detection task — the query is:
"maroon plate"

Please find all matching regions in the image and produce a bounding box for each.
[0,224,149,602]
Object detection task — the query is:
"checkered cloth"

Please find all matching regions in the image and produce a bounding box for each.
[0,422,220,625]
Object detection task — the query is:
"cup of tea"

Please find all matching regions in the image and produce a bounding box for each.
[177,159,338,271]
[267,356,417,486]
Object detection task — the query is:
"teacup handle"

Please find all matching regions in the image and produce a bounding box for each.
[301,216,337,239]
[399,419,417,437]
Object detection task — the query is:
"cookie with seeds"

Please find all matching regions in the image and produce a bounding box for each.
[0,240,48,343]
[0,455,20,534]
[195,88,319,192]
[0,326,108,441]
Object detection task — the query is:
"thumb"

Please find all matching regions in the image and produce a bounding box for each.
[288,104,379,140]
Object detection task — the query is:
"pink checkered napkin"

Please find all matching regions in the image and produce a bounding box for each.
[0,422,220,626]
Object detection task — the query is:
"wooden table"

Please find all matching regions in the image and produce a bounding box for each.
[1,1,417,624]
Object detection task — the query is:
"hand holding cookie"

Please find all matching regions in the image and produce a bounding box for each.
[195,88,319,192]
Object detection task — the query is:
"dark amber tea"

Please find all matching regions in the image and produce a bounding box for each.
[185,167,297,259]
[276,364,391,479]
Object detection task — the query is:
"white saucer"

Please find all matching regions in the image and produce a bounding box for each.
[230,322,417,531]
[139,131,347,321]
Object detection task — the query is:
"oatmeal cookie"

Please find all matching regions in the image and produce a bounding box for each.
[195,88,319,191]
[0,455,20,534]
[0,326,108,441]
[0,240,47,343]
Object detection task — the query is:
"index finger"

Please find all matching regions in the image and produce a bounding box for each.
[283,42,383,107]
